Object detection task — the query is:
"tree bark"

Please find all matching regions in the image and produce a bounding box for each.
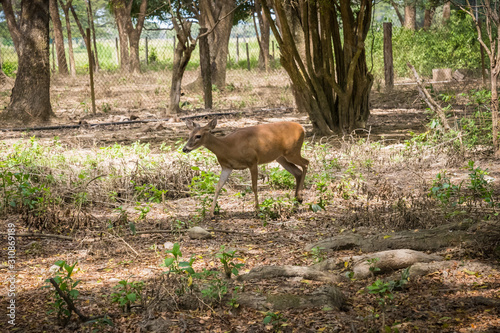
[198,0,235,88]
[86,0,99,70]
[0,0,54,123]
[169,20,196,114]
[423,8,435,30]
[404,3,416,30]
[442,1,451,24]
[59,0,76,77]
[255,0,270,71]
[49,0,68,75]
[383,22,394,90]
[111,0,147,73]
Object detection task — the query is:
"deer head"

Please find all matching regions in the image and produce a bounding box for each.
[182,118,217,153]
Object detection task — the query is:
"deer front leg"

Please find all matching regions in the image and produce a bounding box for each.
[211,167,232,217]
[249,164,259,211]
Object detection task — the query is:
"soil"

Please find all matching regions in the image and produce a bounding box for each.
[0,79,499,333]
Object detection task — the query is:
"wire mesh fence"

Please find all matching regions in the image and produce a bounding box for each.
[0,21,293,116]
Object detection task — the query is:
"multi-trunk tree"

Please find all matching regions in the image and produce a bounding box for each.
[260,0,373,135]
[110,0,148,73]
[0,0,53,123]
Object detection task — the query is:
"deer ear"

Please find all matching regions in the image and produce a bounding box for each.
[185,119,198,130]
[207,118,217,130]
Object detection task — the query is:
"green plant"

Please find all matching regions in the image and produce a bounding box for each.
[268,167,295,189]
[134,203,152,221]
[199,270,228,302]
[133,183,167,203]
[228,286,242,309]
[148,47,158,63]
[216,245,244,278]
[429,171,463,207]
[367,258,381,275]
[43,261,81,325]
[466,161,494,206]
[161,243,196,295]
[309,246,326,263]
[263,311,287,332]
[111,279,144,313]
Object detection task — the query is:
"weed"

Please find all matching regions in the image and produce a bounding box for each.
[263,311,287,332]
[268,167,295,189]
[216,245,244,279]
[161,243,196,295]
[309,246,326,263]
[111,279,144,313]
[43,261,81,325]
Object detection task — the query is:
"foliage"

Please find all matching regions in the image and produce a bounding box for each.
[370,13,482,79]
[161,243,196,295]
[111,279,144,313]
[268,167,295,189]
[263,311,287,332]
[43,261,81,324]
[216,245,244,279]
[429,161,494,210]
[309,246,326,263]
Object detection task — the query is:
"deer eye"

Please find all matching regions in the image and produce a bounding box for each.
[195,135,202,139]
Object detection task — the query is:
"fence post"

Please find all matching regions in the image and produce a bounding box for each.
[86,28,96,115]
[246,42,250,71]
[236,35,239,62]
[145,36,149,65]
[199,28,212,109]
[173,36,176,53]
[115,37,119,66]
[383,22,394,90]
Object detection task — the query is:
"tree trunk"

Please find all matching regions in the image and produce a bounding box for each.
[60,0,76,77]
[169,20,196,114]
[0,0,53,123]
[113,4,130,72]
[491,71,499,156]
[255,1,270,71]
[404,3,416,30]
[49,0,68,75]
[86,0,99,70]
[111,0,147,73]
[198,0,234,89]
[442,1,451,24]
[423,8,435,30]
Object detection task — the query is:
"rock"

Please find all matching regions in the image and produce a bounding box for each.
[432,68,453,81]
[187,226,212,239]
[453,69,466,81]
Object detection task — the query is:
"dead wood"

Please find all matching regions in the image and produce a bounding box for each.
[0,232,73,241]
[236,265,342,283]
[306,221,486,253]
[407,62,451,130]
[237,286,346,311]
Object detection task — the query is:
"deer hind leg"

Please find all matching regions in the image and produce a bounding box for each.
[249,164,259,211]
[211,167,232,216]
[276,156,302,198]
[281,154,309,202]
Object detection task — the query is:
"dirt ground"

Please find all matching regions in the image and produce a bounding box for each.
[0,79,499,333]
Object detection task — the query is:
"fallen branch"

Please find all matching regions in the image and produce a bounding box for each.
[407,62,450,130]
[0,232,73,241]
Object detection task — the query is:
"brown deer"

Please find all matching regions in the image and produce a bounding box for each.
[183,118,309,216]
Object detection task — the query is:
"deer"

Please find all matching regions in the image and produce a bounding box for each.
[182,118,309,217]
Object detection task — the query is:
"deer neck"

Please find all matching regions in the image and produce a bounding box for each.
[203,133,230,158]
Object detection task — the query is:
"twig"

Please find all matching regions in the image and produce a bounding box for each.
[407,63,451,130]
[106,232,139,256]
[0,232,73,241]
